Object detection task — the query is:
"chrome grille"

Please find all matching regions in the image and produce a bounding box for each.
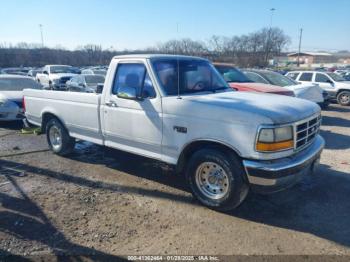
[295,114,321,150]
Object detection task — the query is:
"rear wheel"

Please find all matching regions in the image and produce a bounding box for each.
[337,91,350,106]
[46,118,75,155]
[186,148,249,211]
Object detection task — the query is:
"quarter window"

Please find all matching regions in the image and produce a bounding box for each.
[299,73,313,82]
[286,72,299,80]
[112,63,156,98]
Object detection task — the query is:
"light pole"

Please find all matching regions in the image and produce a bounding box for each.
[39,24,44,47]
[265,8,276,65]
[297,28,303,67]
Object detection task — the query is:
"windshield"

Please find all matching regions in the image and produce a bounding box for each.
[85,75,105,84]
[151,59,229,95]
[328,72,347,82]
[50,66,80,74]
[260,71,297,87]
[215,65,253,83]
[0,78,42,91]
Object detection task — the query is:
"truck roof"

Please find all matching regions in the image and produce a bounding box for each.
[112,54,208,61]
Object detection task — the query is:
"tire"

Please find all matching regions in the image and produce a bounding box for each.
[46,118,75,156]
[186,148,249,211]
[337,91,350,106]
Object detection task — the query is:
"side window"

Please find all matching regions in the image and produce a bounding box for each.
[315,73,331,83]
[299,72,313,82]
[112,63,156,98]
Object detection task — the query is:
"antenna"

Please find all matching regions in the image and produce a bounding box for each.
[176,22,181,99]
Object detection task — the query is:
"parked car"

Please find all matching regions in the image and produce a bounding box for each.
[28,69,42,79]
[286,71,350,106]
[243,69,329,108]
[36,65,81,90]
[24,55,324,211]
[0,75,42,121]
[81,68,107,76]
[66,74,105,93]
[0,67,30,76]
[214,64,294,96]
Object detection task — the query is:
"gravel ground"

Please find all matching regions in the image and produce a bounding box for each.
[0,104,349,260]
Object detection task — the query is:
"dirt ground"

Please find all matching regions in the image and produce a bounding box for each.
[0,104,350,260]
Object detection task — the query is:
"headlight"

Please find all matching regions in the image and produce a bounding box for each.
[53,79,60,84]
[256,126,294,152]
[0,100,6,107]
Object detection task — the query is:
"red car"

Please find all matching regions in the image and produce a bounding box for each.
[214,63,294,96]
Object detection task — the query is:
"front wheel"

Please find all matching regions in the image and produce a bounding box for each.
[337,91,350,106]
[186,148,249,211]
[46,118,75,156]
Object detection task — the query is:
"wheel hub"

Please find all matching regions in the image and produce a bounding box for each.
[49,126,62,150]
[340,94,349,103]
[195,162,230,200]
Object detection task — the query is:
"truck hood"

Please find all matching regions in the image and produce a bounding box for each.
[163,91,320,125]
[284,83,324,103]
[336,81,350,88]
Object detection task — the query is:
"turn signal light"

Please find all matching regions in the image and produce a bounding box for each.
[256,140,294,152]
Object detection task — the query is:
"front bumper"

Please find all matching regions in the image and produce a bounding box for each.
[243,135,325,193]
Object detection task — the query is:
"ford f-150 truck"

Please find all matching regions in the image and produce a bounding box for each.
[24,55,325,210]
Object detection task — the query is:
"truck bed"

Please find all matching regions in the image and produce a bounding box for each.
[24,89,104,145]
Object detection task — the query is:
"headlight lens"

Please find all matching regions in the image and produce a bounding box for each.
[256,126,293,152]
[0,100,6,107]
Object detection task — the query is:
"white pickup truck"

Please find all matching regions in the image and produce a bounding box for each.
[36,65,80,90]
[24,55,325,210]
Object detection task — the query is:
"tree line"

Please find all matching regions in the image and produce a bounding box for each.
[0,27,290,68]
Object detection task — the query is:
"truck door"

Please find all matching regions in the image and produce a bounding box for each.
[102,61,162,160]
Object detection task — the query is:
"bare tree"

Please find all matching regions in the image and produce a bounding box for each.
[0,27,290,68]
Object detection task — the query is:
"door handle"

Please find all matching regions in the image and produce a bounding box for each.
[105,101,117,107]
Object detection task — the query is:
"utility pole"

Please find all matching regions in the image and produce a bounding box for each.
[39,24,44,47]
[297,28,303,67]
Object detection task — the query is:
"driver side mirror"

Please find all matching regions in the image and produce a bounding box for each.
[117,86,139,100]
[43,71,49,75]
[327,79,334,85]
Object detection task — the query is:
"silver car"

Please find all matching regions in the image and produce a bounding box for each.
[0,75,42,121]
